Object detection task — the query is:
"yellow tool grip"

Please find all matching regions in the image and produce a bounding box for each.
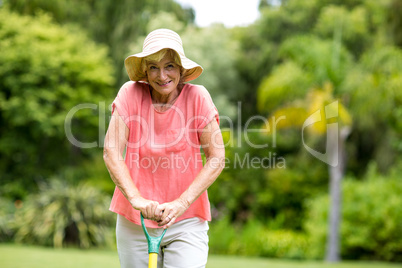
[148,252,158,268]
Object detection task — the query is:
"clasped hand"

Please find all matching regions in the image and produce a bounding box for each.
[131,197,189,229]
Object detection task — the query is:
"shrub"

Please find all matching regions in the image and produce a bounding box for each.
[0,8,115,199]
[0,197,16,242]
[209,217,309,259]
[208,130,328,229]
[259,229,309,259]
[13,180,115,249]
[208,216,237,255]
[304,164,402,261]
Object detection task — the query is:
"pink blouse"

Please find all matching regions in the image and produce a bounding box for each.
[109,81,219,228]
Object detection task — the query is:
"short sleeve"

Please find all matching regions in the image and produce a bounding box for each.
[111,82,133,126]
[195,86,219,131]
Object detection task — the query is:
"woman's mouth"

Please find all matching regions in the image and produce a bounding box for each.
[158,81,171,86]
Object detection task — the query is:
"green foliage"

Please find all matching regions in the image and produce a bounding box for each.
[305,164,402,261]
[255,26,354,116]
[209,131,281,223]
[233,25,279,119]
[237,0,330,118]
[314,5,370,56]
[0,198,16,242]
[260,154,328,230]
[258,229,309,259]
[208,216,237,254]
[341,45,402,172]
[13,180,115,248]
[0,8,114,198]
[279,36,352,88]
[5,0,196,86]
[209,217,309,259]
[257,34,353,115]
[257,61,312,112]
[256,0,402,176]
[209,130,328,229]
[182,25,244,121]
[1,0,401,260]
[343,46,402,129]
[80,156,116,195]
[239,0,401,118]
[303,195,329,259]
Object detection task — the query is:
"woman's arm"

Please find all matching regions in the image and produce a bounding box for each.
[158,118,225,228]
[103,110,161,220]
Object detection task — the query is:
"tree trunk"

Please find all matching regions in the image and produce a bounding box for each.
[325,126,350,262]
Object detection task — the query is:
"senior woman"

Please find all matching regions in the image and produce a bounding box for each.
[103,29,225,268]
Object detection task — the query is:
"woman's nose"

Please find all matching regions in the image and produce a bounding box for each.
[159,69,167,80]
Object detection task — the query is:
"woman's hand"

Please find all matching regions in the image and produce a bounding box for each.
[157,198,190,229]
[130,196,163,222]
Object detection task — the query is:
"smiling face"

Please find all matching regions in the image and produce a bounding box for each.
[145,51,182,99]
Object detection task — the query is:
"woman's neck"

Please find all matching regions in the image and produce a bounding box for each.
[150,85,183,111]
[151,89,178,104]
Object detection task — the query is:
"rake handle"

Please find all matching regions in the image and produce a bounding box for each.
[140,214,167,268]
[148,253,158,268]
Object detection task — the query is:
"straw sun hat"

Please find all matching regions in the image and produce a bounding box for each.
[124,29,203,82]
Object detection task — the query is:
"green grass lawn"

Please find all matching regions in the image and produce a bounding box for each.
[0,244,400,268]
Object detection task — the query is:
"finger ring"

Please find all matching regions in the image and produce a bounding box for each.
[167,215,171,220]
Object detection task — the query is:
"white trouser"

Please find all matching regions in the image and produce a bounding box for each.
[116,214,209,268]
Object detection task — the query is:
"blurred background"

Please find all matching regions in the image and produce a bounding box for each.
[0,0,401,266]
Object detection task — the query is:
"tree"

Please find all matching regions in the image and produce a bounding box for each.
[340,45,402,173]
[5,0,196,87]
[0,8,115,198]
[305,162,402,261]
[257,16,402,260]
[258,33,353,261]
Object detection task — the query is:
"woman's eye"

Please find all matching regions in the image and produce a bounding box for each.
[149,66,158,70]
[166,64,175,69]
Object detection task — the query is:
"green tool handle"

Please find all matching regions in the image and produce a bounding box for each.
[141,213,167,254]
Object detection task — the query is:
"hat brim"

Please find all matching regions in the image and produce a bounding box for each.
[125,48,203,83]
